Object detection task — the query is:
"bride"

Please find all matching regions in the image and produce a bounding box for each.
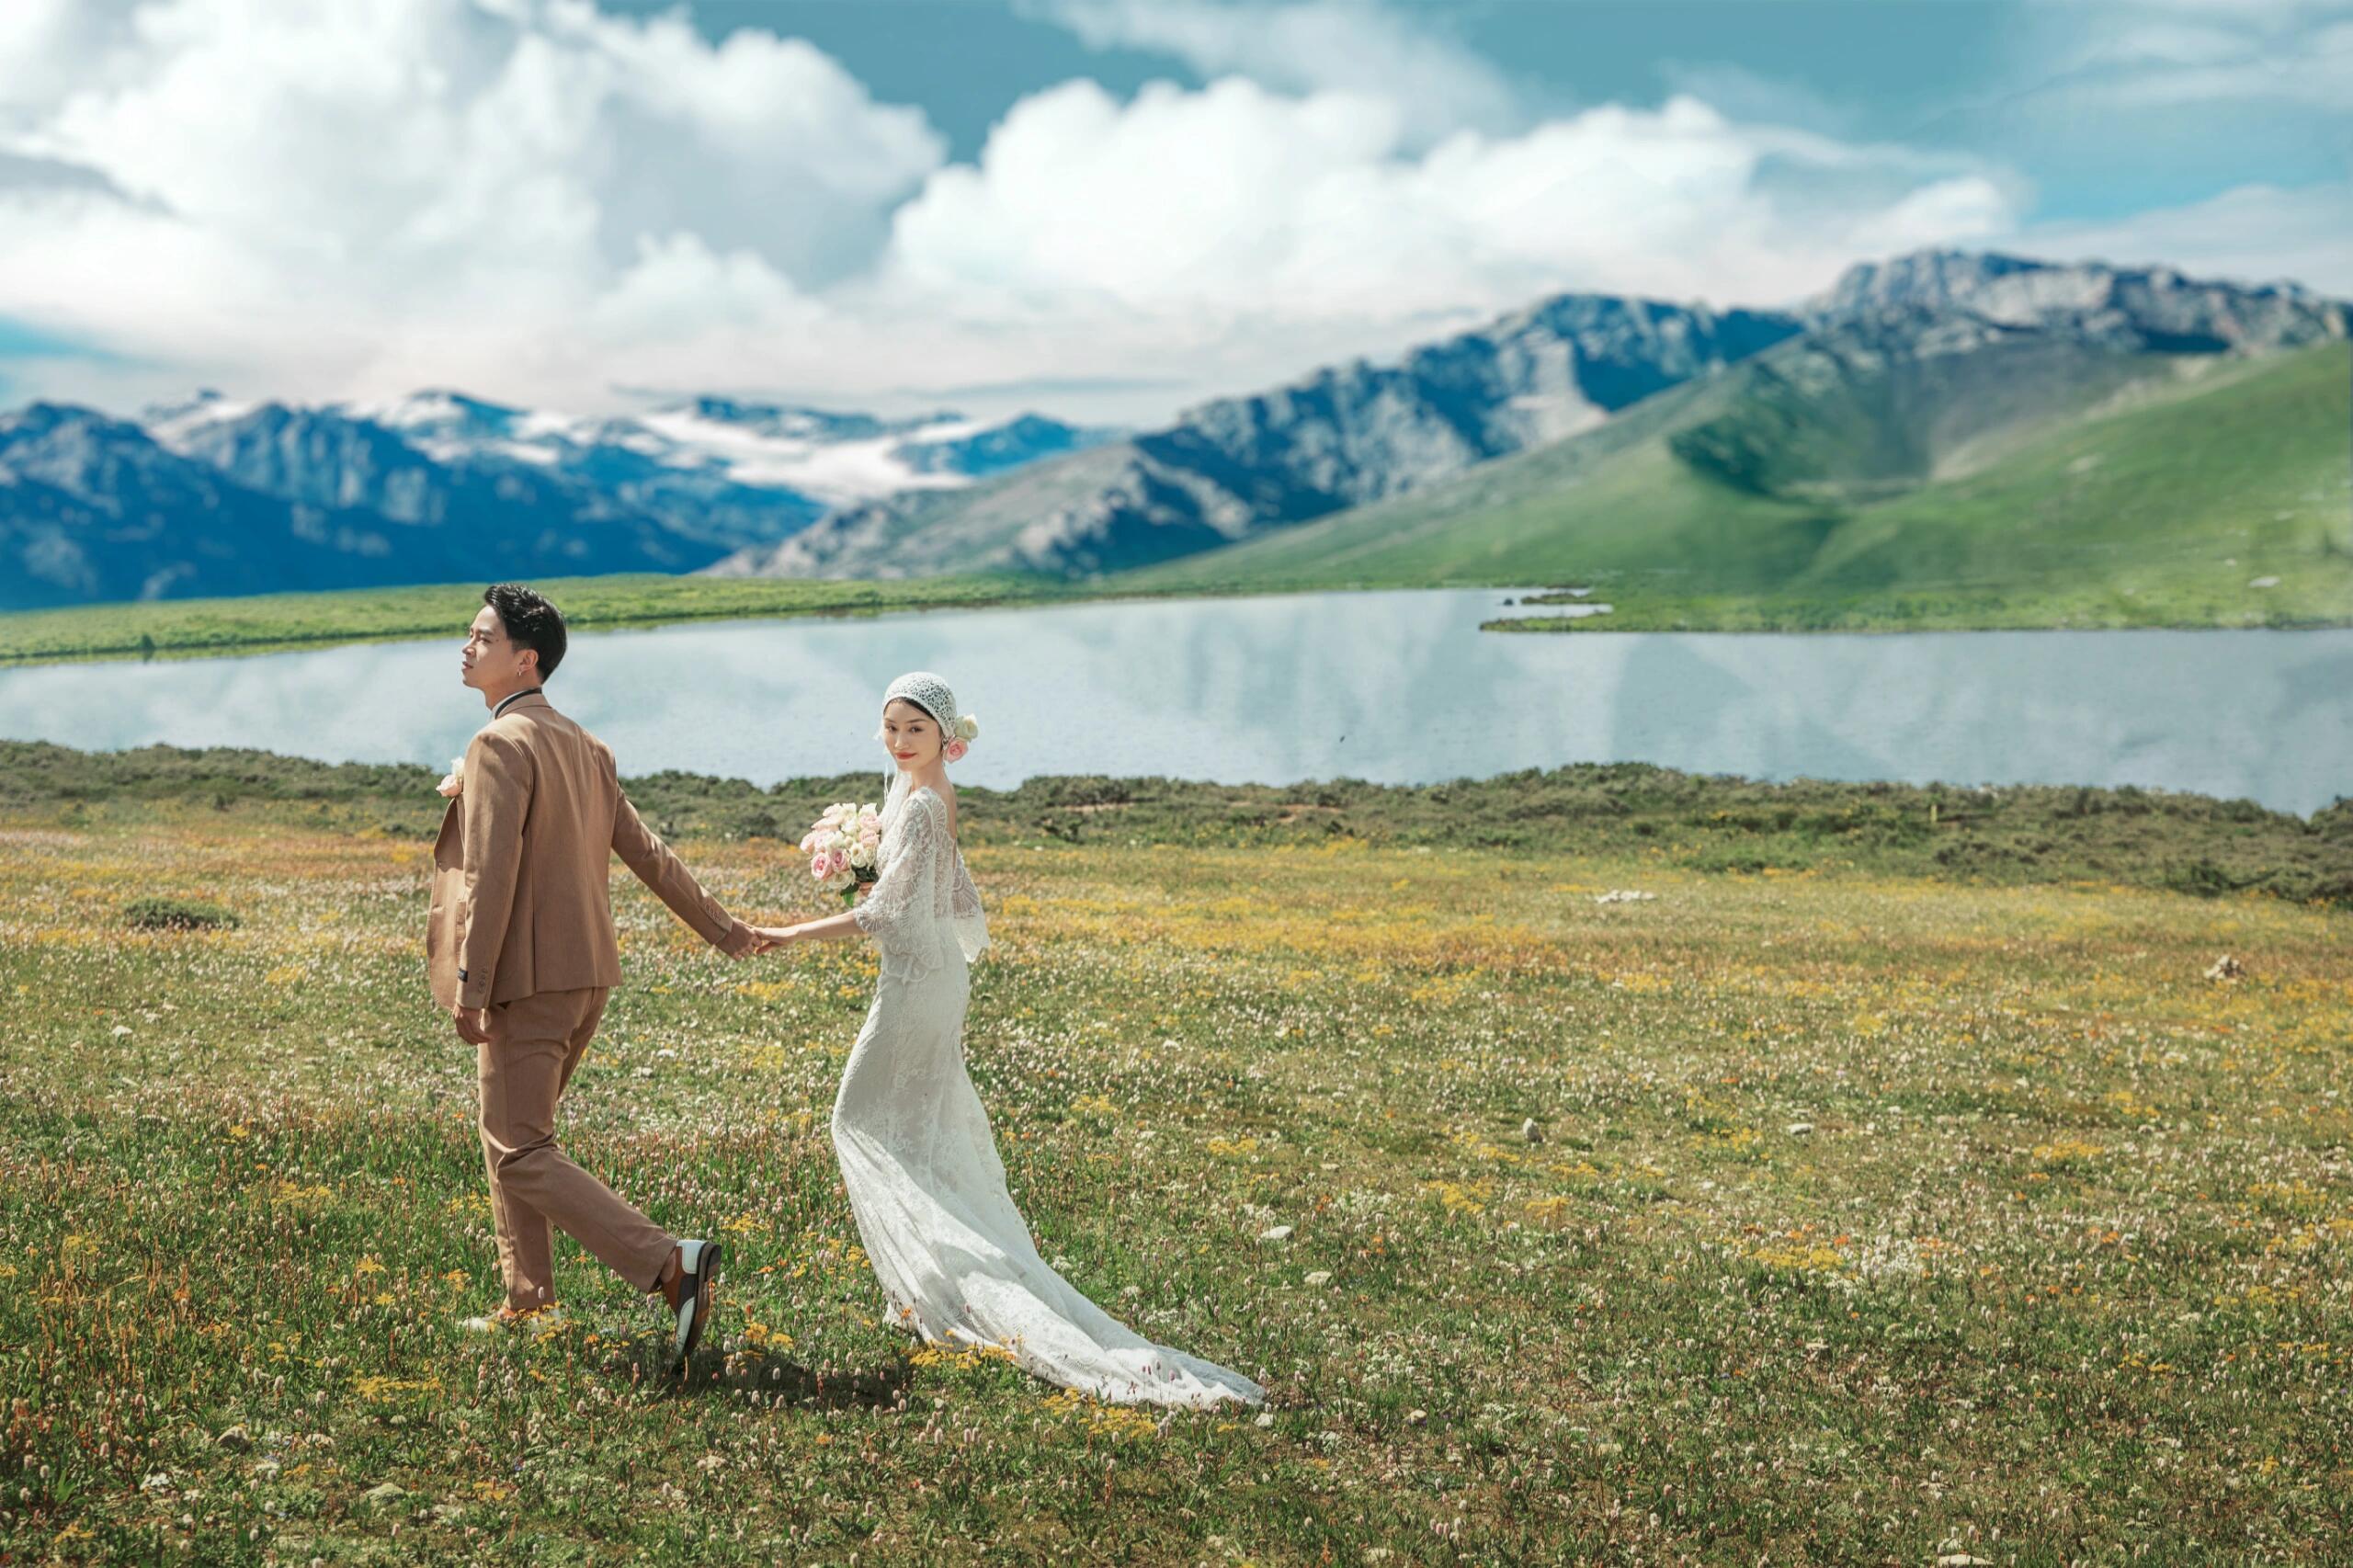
[751,672,1267,1409]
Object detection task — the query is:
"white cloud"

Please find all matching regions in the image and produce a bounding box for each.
[2066,20,2353,107]
[1031,0,1519,144]
[2016,178,2353,294]
[0,1,141,122]
[2013,0,2353,108]
[1654,62,1859,137]
[823,79,2020,421]
[0,0,940,405]
[878,79,2018,330]
[6,0,2325,433]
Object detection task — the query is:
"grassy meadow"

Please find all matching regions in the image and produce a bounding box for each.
[2,751,2350,1563]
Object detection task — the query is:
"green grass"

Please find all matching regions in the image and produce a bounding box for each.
[9,739,2349,904]
[3,753,2349,1562]
[1124,343,2353,632]
[0,573,1096,666]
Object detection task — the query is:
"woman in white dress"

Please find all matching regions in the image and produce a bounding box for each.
[751,672,1267,1409]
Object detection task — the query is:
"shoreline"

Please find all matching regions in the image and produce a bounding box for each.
[1483,613,2353,635]
[6,573,2348,668]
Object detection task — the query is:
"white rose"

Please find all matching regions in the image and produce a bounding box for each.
[437,756,465,798]
[957,714,980,741]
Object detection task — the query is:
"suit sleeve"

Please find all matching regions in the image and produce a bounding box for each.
[612,789,756,956]
[456,730,532,1008]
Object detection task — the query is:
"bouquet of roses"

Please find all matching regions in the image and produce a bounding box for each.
[800,801,883,903]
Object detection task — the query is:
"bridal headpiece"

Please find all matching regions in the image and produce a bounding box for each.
[880,670,980,761]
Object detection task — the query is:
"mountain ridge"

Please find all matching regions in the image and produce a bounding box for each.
[0,388,1112,609]
[4,247,2343,611]
[715,248,2346,585]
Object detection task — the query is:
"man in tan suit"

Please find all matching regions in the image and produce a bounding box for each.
[427,583,752,1364]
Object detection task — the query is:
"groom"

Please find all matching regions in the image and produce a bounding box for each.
[427,583,751,1363]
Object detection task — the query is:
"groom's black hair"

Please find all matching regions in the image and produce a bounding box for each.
[483,583,567,680]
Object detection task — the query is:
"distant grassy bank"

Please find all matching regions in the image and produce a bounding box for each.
[6,739,2347,908]
[0,574,1101,666]
[12,556,2348,671]
[1483,579,2353,634]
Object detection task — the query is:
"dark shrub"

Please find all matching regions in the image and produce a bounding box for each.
[125,897,240,931]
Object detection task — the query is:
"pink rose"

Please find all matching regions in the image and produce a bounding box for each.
[436,756,465,798]
[943,738,968,762]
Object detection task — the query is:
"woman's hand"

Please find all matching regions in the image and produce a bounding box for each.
[749,925,801,954]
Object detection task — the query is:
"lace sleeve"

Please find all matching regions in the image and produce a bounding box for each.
[949,847,988,962]
[852,787,938,948]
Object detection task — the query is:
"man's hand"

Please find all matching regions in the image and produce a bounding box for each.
[450,1003,490,1045]
[747,925,799,954]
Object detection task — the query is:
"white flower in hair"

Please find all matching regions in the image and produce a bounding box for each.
[956,714,980,741]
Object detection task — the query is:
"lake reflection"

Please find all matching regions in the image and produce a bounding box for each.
[0,588,2345,814]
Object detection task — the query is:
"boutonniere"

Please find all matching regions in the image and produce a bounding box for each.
[436,756,465,799]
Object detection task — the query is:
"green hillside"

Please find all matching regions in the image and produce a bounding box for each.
[1120,341,2353,631]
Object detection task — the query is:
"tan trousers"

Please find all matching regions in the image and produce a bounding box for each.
[476,987,672,1310]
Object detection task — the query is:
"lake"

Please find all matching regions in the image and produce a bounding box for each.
[0,588,2345,814]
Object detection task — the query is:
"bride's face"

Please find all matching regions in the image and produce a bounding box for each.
[880,699,944,769]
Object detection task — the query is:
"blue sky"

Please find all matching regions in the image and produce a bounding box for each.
[0,0,2344,424]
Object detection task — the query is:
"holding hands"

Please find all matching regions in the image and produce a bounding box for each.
[730,799,886,960]
[745,882,867,955]
[747,925,801,954]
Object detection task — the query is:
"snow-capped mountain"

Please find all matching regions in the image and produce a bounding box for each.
[0,388,1118,608]
[153,388,1116,528]
[330,391,1097,511]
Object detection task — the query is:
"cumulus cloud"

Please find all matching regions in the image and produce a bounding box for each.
[0,0,2268,429]
[877,78,2017,329]
[0,0,941,406]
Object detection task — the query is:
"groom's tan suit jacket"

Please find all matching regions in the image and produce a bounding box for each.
[426,691,756,1011]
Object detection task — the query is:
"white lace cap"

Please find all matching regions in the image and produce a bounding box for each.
[878,671,974,743]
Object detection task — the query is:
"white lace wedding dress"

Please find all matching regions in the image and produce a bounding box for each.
[830,771,1267,1408]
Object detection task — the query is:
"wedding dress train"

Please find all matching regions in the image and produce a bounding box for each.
[827,771,1266,1409]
